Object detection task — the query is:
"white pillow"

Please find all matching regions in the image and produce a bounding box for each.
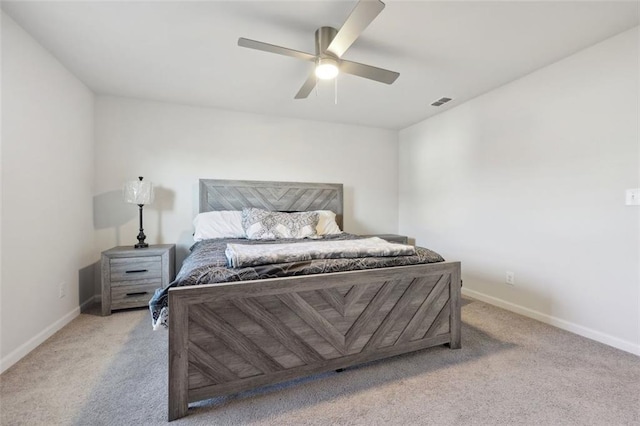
[193,211,245,241]
[315,210,342,235]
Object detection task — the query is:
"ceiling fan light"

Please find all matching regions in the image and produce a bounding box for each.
[315,58,339,80]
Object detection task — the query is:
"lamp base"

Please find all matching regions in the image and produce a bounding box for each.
[134,204,149,249]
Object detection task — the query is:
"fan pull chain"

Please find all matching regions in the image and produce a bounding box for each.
[334,75,338,105]
[315,73,319,97]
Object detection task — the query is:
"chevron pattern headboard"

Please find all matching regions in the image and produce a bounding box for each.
[199,179,344,228]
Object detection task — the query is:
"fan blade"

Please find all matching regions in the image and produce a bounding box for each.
[294,72,317,99]
[340,59,399,84]
[238,38,316,62]
[326,0,385,58]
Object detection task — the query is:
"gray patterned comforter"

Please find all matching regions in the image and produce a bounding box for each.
[149,233,444,329]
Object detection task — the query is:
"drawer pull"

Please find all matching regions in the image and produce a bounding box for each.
[125,269,148,274]
[125,291,148,297]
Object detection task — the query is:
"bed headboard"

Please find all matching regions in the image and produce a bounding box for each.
[199,179,344,229]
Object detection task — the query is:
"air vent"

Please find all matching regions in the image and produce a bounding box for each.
[431,97,453,107]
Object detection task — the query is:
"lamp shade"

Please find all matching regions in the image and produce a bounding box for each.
[123,177,154,205]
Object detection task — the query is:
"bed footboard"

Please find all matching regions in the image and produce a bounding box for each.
[168,261,461,421]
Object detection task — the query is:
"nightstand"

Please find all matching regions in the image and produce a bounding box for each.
[101,244,175,316]
[363,234,409,244]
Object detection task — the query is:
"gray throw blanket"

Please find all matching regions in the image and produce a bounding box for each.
[225,237,416,268]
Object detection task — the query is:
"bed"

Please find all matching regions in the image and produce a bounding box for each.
[164,179,461,421]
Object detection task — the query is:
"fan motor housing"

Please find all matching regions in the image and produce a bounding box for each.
[315,26,339,58]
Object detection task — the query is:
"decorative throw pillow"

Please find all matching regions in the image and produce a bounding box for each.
[242,208,319,240]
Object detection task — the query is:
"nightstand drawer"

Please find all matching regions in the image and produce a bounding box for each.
[111,283,159,310]
[110,257,162,281]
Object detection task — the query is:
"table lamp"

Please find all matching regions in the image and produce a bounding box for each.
[123,176,155,248]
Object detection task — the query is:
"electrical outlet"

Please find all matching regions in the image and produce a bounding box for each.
[505,271,515,285]
[626,189,640,206]
[59,282,66,298]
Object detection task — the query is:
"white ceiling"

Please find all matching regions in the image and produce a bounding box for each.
[2,1,638,129]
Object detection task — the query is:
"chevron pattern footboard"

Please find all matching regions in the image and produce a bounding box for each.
[168,262,461,421]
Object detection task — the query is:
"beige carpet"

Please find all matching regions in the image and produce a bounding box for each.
[1,298,638,425]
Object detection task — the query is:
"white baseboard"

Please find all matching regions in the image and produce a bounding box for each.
[462,288,640,356]
[0,307,80,374]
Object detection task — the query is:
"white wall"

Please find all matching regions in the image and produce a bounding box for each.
[1,13,96,372]
[399,27,640,354]
[94,96,398,264]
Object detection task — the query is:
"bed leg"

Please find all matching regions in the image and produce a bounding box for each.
[168,294,190,421]
[168,399,188,422]
[447,340,461,349]
[448,266,462,350]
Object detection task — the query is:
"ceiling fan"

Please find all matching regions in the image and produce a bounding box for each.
[238,0,399,99]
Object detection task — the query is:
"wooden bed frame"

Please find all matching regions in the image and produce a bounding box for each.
[168,179,461,421]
